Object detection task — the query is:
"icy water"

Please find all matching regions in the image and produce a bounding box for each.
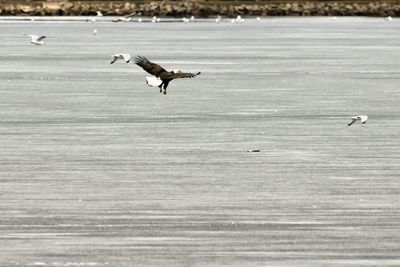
[1,17,400,266]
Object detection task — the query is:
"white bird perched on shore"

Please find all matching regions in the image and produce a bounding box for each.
[347,115,368,126]
[216,15,222,23]
[110,54,131,64]
[385,16,393,21]
[27,34,46,45]
[138,17,142,23]
[190,16,195,22]
[256,16,261,21]
[96,11,103,17]
[182,17,189,23]
[235,15,244,23]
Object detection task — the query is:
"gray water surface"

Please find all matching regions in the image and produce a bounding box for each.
[1,17,400,266]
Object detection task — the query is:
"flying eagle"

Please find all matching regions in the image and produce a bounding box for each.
[134,56,201,95]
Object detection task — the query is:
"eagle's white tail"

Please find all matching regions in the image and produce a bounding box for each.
[146,76,162,87]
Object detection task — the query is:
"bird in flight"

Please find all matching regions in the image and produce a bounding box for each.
[110,54,131,64]
[347,115,368,126]
[113,13,135,22]
[27,35,46,45]
[112,16,132,22]
[134,56,201,95]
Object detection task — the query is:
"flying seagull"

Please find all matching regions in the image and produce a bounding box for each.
[134,56,201,95]
[110,54,131,64]
[347,115,368,126]
[113,16,132,22]
[247,149,261,153]
[28,34,46,45]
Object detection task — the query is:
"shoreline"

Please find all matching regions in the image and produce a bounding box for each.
[0,1,399,17]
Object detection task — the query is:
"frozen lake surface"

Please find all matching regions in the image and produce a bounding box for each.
[1,17,400,266]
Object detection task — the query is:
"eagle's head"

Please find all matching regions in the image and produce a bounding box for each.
[173,69,182,74]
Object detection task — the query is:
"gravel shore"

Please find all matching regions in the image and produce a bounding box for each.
[1,1,399,17]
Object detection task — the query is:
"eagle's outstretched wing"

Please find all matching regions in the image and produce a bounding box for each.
[134,56,167,77]
[162,71,201,80]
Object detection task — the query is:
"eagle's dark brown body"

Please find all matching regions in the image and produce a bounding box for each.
[134,56,201,95]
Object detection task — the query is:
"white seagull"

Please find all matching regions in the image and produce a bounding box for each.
[28,34,46,45]
[347,115,368,126]
[110,54,131,64]
[113,16,132,22]
[235,15,244,23]
[247,149,260,153]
